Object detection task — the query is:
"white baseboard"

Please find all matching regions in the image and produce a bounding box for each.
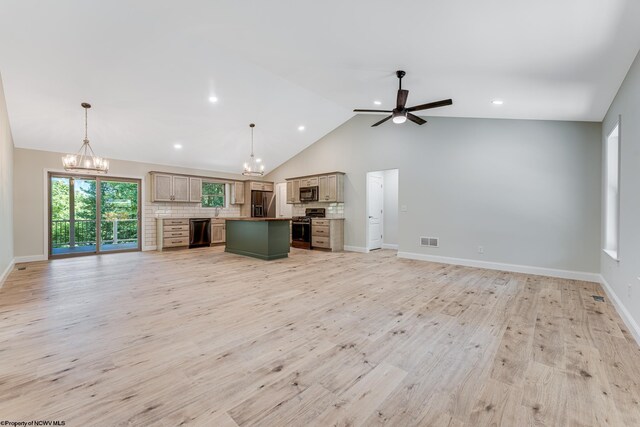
[396,251,600,283]
[382,243,399,250]
[0,258,15,289]
[143,245,157,251]
[599,275,640,347]
[344,246,370,253]
[14,255,47,263]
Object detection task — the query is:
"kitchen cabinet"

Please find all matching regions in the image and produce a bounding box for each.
[318,174,343,202]
[211,219,226,244]
[151,173,192,202]
[231,182,245,204]
[173,176,190,202]
[156,218,190,251]
[189,177,202,202]
[299,177,318,188]
[250,181,274,192]
[286,180,300,204]
[152,174,173,202]
[311,218,344,251]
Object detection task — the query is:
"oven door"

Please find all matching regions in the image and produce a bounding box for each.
[291,221,311,249]
[299,186,318,202]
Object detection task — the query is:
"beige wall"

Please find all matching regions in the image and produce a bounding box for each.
[267,114,602,276]
[13,147,246,259]
[0,73,14,285]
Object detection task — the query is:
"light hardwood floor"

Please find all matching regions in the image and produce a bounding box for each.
[1,248,639,426]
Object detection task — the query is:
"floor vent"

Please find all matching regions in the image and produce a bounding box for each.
[17,266,26,271]
[420,237,439,248]
[592,295,604,302]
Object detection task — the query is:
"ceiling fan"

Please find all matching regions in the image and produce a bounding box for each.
[354,70,453,127]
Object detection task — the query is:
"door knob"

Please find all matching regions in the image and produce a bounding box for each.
[368,216,373,219]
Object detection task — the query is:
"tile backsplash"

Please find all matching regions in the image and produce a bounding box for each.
[292,202,345,218]
[144,202,240,249]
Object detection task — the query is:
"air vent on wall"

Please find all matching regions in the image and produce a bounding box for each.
[420,237,439,247]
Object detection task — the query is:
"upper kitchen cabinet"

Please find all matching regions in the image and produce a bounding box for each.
[150,172,201,203]
[319,174,344,202]
[286,172,344,203]
[299,177,318,188]
[286,180,300,203]
[189,177,202,202]
[250,181,274,192]
[231,181,245,204]
[152,173,173,201]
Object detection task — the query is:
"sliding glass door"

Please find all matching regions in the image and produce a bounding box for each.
[49,173,141,258]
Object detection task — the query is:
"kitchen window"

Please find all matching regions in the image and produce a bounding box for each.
[202,181,225,208]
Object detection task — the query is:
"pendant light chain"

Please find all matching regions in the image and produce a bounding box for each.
[243,123,264,176]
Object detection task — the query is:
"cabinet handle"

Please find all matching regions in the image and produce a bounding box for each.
[172,240,183,243]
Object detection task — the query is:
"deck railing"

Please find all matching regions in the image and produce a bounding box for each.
[51,219,138,248]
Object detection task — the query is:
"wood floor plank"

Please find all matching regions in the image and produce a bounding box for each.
[0,248,638,426]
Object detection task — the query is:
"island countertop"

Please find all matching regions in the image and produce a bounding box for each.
[224,217,292,222]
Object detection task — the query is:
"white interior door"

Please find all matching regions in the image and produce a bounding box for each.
[276,182,293,218]
[367,173,384,250]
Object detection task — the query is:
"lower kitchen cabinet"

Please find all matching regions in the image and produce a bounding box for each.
[311,218,344,251]
[156,218,190,251]
[211,219,226,244]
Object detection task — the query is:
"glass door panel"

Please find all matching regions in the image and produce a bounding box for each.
[100,180,140,252]
[72,178,97,253]
[50,176,72,255]
[50,176,97,256]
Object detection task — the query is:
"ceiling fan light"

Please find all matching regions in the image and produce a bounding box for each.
[392,111,407,124]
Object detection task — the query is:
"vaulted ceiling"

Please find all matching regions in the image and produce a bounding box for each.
[1,0,639,173]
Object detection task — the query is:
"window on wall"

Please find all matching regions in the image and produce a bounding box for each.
[604,121,620,260]
[202,182,225,208]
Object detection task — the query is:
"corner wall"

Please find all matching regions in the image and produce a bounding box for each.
[0,73,15,286]
[600,50,640,341]
[267,114,602,278]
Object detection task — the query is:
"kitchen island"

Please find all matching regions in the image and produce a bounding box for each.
[225,218,292,260]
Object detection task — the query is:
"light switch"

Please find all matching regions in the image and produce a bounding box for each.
[400,204,408,212]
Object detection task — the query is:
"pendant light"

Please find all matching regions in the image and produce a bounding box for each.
[242,123,264,176]
[62,103,109,173]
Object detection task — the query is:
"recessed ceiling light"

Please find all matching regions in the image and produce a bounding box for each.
[173,143,182,149]
[256,158,262,163]
[492,100,504,105]
[373,100,382,105]
[298,125,305,131]
[209,96,218,103]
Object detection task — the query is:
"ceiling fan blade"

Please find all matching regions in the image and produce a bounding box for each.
[407,113,427,125]
[354,109,392,113]
[406,99,453,112]
[371,115,392,127]
[397,89,409,110]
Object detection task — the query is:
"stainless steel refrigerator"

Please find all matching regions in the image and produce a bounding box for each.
[251,190,276,218]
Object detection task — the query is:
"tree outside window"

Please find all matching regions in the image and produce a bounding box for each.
[202,182,225,207]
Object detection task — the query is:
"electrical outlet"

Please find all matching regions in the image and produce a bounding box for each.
[400,204,408,212]
[477,246,484,254]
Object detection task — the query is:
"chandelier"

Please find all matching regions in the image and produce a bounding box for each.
[62,103,109,173]
[242,123,264,176]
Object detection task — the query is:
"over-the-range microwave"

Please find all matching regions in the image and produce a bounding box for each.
[299,186,318,202]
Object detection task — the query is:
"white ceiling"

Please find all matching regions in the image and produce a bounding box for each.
[1,0,639,174]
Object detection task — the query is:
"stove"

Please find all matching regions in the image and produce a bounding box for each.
[292,208,325,249]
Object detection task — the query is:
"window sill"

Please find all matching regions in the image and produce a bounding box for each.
[603,249,620,262]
